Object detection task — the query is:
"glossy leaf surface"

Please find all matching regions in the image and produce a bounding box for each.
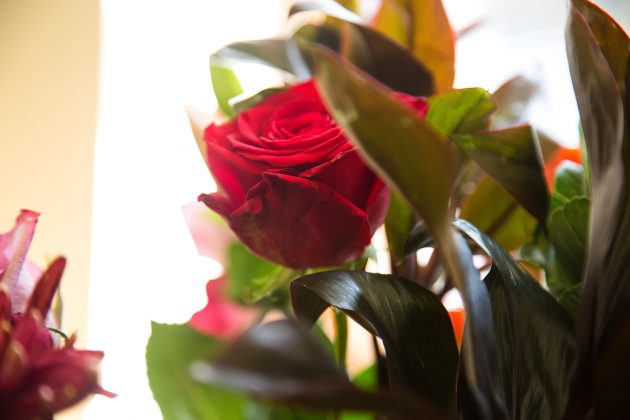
[193,320,444,419]
[312,45,505,418]
[455,220,577,420]
[291,270,458,414]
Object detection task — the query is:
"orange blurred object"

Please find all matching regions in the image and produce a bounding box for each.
[545,147,581,189]
[448,308,465,349]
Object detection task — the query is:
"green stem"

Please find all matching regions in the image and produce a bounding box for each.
[333,310,348,372]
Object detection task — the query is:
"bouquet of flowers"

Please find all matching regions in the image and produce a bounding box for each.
[146,0,630,418]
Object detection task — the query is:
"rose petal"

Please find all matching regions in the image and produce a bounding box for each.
[202,138,264,211]
[302,151,380,209]
[228,173,373,268]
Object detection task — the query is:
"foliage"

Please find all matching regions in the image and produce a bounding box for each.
[147,1,630,419]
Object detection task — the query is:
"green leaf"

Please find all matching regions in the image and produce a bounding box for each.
[225,244,307,308]
[550,161,586,210]
[352,364,377,391]
[549,197,589,287]
[225,242,284,304]
[342,365,378,420]
[452,125,549,222]
[547,159,588,316]
[460,176,537,251]
[384,191,415,262]
[210,65,243,117]
[291,270,458,415]
[312,45,506,418]
[247,404,328,420]
[146,322,244,420]
[455,220,577,420]
[427,88,496,135]
[193,319,443,419]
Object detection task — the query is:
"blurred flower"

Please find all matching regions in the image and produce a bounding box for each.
[0,210,113,419]
[189,276,256,339]
[448,308,465,350]
[545,147,581,189]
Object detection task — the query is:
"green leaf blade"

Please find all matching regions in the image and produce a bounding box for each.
[460,176,537,251]
[210,65,244,117]
[452,125,549,222]
[146,322,244,420]
[427,88,496,135]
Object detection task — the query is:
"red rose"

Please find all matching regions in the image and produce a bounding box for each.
[199,81,427,268]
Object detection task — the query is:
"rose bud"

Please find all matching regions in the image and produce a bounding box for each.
[198,81,428,269]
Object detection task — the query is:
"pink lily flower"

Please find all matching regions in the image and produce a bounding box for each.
[0,210,113,419]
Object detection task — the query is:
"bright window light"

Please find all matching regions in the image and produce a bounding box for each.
[85,1,287,418]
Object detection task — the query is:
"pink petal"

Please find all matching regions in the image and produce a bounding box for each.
[189,277,256,339]
[0,210,41,314]
[182,201,236,266]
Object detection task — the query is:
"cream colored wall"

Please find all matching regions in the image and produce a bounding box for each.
[0,0,99,418]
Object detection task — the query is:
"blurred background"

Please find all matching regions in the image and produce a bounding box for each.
[0,0,628,418]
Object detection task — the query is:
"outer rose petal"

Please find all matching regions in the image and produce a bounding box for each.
[189,277,256,339]
[203,124,265,211]
[228,173,373,268]
[302,151,390,234]
[302,151,383,209]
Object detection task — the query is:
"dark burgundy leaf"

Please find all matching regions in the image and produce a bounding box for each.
[290,270,458,415]
[193,320,446,419]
